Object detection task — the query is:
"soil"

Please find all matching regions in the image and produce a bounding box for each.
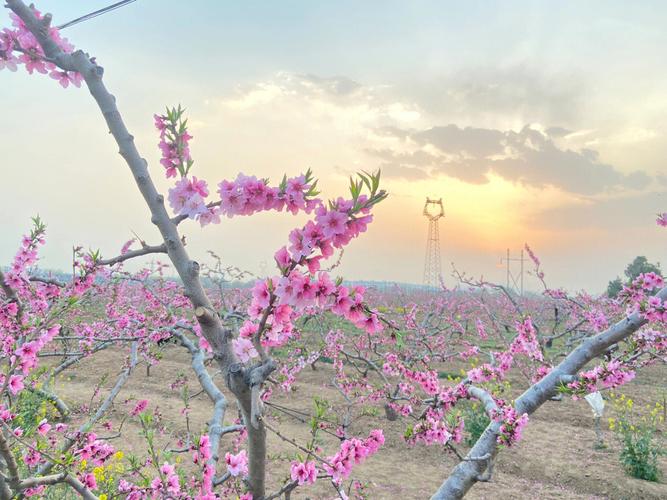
[50,346,667,500]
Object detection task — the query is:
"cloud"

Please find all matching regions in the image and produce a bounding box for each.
[369,124,652,195]
[545,126,572,138]
[402,65,587,128]
[530,190,665,232]
[215,71,654,196]
[222,73,370,109]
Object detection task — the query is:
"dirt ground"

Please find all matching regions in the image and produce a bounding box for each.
[50,346,667,500]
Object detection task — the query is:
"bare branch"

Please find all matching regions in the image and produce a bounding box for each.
[98,242,167,266]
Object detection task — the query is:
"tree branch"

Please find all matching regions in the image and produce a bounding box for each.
[431,285,667,499]
[98,242,167,266]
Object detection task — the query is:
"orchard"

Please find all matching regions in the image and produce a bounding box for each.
[1,2,666,499]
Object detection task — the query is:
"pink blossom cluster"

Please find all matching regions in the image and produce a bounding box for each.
[73,432,115,466]
[0,224,79,398]
[153,107,387,371]
[168,176,210,221]
[218,172,319,217]
[474,318,488,339]
[150,462,181,496]
[657,212,667,227]
[0,8,81,87]
[458,343,481,360]
[154,108,193,178]
[154,105,325,226]
[640,294,666,323]
[492,403,529,446]
[381,354,476,445]
[509,317,543,361]
[584,309,609,332]
[323,429,384,483]
[383,355,470,407]
[622,272,664,305]
[407,408,464,446]
[632,328,667,354]
[3,221,45,290]
[280,200,374,268]
[232,337,259,363]
[620,272,667,323]
[398,367,440,395]
[131,399,149,416]
[524,243,540,267]
[467,353,512,384]
[567,359,636,397]
[238,272,381,354]
[467,318,543,384]
[277,350,320,392]
[290,460,318,485]
[438,383,471,412]
[225,449,249,477]
[382,354,441,394]
[385,401,414,417]
[1,324,59,395]
[633,272,664,291]
[531,364,552,383]
[119,434,220,499]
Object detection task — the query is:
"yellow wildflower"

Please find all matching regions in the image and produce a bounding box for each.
[93,466,105,482]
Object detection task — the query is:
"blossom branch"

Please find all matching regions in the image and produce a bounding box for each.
[431,285,667,499]
[38,341,138,476]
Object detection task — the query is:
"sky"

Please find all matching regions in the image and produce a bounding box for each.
[1,0,666,293]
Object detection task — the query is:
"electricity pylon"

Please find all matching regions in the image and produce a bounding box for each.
[423,198,445,287]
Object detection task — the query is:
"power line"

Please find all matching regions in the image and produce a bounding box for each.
[56,0,138,30]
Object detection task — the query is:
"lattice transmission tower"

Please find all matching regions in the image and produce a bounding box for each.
[423,198,445,287]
